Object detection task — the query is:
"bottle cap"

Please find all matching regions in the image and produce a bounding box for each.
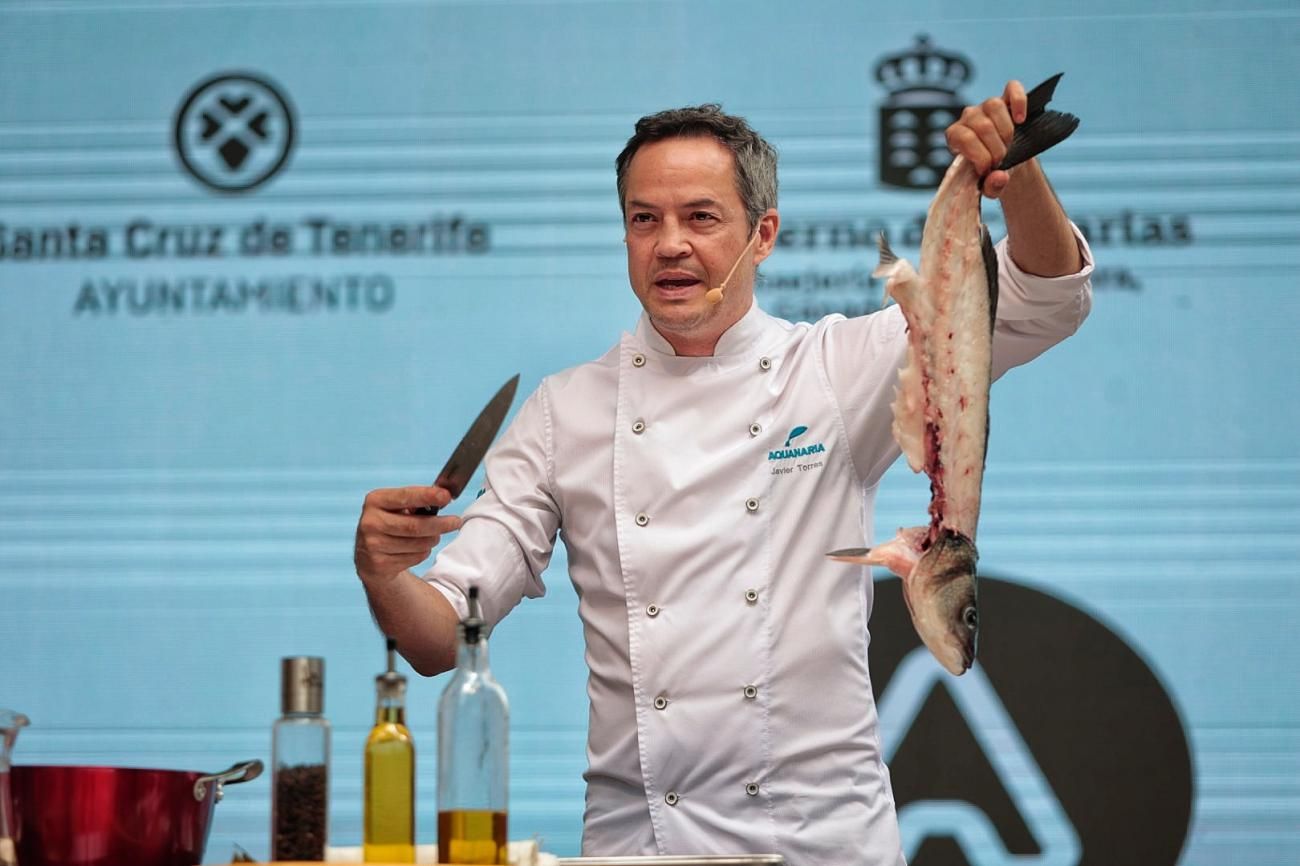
[281,656,324,715]
[376,638,407,699]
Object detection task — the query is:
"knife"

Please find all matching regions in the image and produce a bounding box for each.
[411,373,520,516]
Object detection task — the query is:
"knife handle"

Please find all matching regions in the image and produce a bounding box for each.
[410,504,441,517]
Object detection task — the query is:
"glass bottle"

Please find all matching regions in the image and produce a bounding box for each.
[437,587,509,865]
[364,638,415,862]
[1,709,29,866]
[271,657,330,861]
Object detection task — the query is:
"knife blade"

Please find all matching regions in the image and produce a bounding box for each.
[412,373,520,516]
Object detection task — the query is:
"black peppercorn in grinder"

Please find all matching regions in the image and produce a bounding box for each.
[272,656,331,860]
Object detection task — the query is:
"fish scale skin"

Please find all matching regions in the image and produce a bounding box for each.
[888,154,992,543]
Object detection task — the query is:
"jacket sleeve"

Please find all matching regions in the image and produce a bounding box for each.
[988,225,1094,377]
[820,224,1094,489]
[420,381,561,630]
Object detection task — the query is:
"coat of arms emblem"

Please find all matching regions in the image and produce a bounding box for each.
[876,35,974,190]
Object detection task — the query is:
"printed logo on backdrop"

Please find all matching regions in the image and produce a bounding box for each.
[875,34,970,190]
[758,34,975,321]
[871,576,1193,865]
[173,72,296,194]
[0,70,496,317]
[759,34,1193,316]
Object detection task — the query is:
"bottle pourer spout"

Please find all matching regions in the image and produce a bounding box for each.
[464,585,484,644]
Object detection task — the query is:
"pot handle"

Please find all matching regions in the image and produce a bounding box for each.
[193,759,264,803]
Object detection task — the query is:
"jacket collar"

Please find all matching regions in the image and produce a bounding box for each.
[635,301,774,358]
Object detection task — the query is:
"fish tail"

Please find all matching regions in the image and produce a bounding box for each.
[997,73,1080,171]
[1024,72,1064,118]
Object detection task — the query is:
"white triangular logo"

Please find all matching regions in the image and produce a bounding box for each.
[878,648,1082,865]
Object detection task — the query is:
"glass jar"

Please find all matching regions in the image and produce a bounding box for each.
[271,657,329,861]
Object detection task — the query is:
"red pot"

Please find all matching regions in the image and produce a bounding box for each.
[10,760,261,866]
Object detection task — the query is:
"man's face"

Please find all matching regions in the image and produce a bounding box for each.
[622,136,777,354]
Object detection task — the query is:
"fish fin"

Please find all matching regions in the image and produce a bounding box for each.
[874,231,897,270]
[980,226,996,467]
[831,532,924,577]
[996,73,1079,171]
[873,231,899,307]
[980,223,998,326]
[827,547,873,563]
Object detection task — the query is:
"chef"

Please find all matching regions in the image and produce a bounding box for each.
[354,80,1093,865]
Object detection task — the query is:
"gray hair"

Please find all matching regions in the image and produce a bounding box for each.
[615,104,778,232]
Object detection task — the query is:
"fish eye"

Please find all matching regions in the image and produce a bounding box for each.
[962,605,978,631]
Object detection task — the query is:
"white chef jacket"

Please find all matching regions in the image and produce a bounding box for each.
[425,232,1093,866]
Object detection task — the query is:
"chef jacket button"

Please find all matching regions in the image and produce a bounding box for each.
[758,356,772,371]
[632,419,646,434]
[665,791,680,806]
[745,497,760,513]
[646,603,660,617]
[635,512,649,527]
[744,588,759,604]
[632,353,646,368]
[745,782,760,796]
[749,422,762,437]
[743,684,758,700]
[653,695,669,710]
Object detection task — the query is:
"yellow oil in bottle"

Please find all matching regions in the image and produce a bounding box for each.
[364,640,416,862]
[437,590,509,866]
[437,809,508,865]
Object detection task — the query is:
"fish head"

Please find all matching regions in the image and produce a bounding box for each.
[904,529,979,675]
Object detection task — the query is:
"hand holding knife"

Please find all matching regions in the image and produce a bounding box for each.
[411,374,520,515]
[354,374,520,588]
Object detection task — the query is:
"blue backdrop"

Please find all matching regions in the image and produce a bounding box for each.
[1,0,1297,863]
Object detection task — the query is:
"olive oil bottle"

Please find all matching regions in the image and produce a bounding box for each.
[437,587,509,864]
[364,638,416,862]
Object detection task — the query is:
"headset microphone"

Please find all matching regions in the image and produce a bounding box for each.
[705,230,762,306]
